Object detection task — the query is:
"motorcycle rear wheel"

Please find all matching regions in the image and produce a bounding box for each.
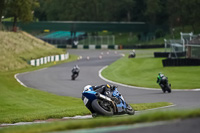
[92,99,113,116]
[166,85,172,93]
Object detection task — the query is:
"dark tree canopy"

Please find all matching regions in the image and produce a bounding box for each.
[2,0,200,32]
[1,0,39,31]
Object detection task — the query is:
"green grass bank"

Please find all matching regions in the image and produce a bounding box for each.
[0,64,172,124]
[102,49,200,89]
[0,31,173,125]
[0,31,65,72]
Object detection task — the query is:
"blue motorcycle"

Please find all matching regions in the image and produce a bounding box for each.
[82,86,135,117]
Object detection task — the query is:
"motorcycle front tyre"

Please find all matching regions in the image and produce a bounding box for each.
[92,99,113,116]
[71,76,75,80]
[126,103,135,115]
[71,74,76,80]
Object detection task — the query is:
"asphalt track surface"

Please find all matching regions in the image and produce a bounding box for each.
[17,49,200,110]
[16,49,200,132]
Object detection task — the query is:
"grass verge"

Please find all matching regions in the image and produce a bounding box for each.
[0,108,200,133]
[0,54,92,124]
[0,31,172,126]
[0,52,172,124]
[102,49,200,89]
[0,71,171,124]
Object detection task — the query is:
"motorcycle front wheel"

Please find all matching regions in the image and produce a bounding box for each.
[71,76,75,80]
[71,74,77,80]
[126,103,135,115]
[92,99,113,116]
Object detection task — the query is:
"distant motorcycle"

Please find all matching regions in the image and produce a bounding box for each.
[160,77,171,93]
[82,86,135,117]
[128,53,136,58]
[71,70,79,80]
[71,65,79,80]
[128,50,136,58]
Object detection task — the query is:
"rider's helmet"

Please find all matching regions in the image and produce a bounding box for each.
[83,85,93,92]
[74,65,78,69]
[158,72,164,77]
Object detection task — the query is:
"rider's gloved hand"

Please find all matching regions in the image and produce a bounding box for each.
[112,85,117,90]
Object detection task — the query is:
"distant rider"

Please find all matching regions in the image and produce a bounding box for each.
[157,72,167,88]
[72,65,80,76]
[83,84,117,99]
[128,49,136,58]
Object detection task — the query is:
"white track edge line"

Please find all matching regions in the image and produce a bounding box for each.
[14,74,27,87]
[14,68,47,88]
[99,65,200,91]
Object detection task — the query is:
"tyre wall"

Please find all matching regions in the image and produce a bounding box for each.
[162,58,200,67]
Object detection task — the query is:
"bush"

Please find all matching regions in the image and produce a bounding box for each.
[155,29,165,38]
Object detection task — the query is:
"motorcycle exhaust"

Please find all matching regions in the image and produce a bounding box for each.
[95,93,117,113]
[95,93,112,102]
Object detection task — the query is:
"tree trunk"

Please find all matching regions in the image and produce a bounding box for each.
[0,0,5,23]
[186,3,196,33]
[191,24,195,33]
[13,16,17,32]
[127,11,131,22]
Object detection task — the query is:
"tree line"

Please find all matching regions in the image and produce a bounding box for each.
[1,0,200,32]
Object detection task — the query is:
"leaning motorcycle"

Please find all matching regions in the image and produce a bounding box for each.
[82,87,135,117]
[128,53,136,58]
[160,77,171,93]
[71,70,79,80]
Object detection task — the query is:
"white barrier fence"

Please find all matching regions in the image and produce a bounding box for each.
[29,53,69,66]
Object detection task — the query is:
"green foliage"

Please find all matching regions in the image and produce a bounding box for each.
[2,0,39,30]
[0,0,6,22]
[155,29,165,38]
[32,0,200,35]
[2,0,200,34]
[35,0,137,22]
[145,0,162,24]
[167,0,200,32]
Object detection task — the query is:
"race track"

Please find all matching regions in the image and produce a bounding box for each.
[17,49,200,110]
